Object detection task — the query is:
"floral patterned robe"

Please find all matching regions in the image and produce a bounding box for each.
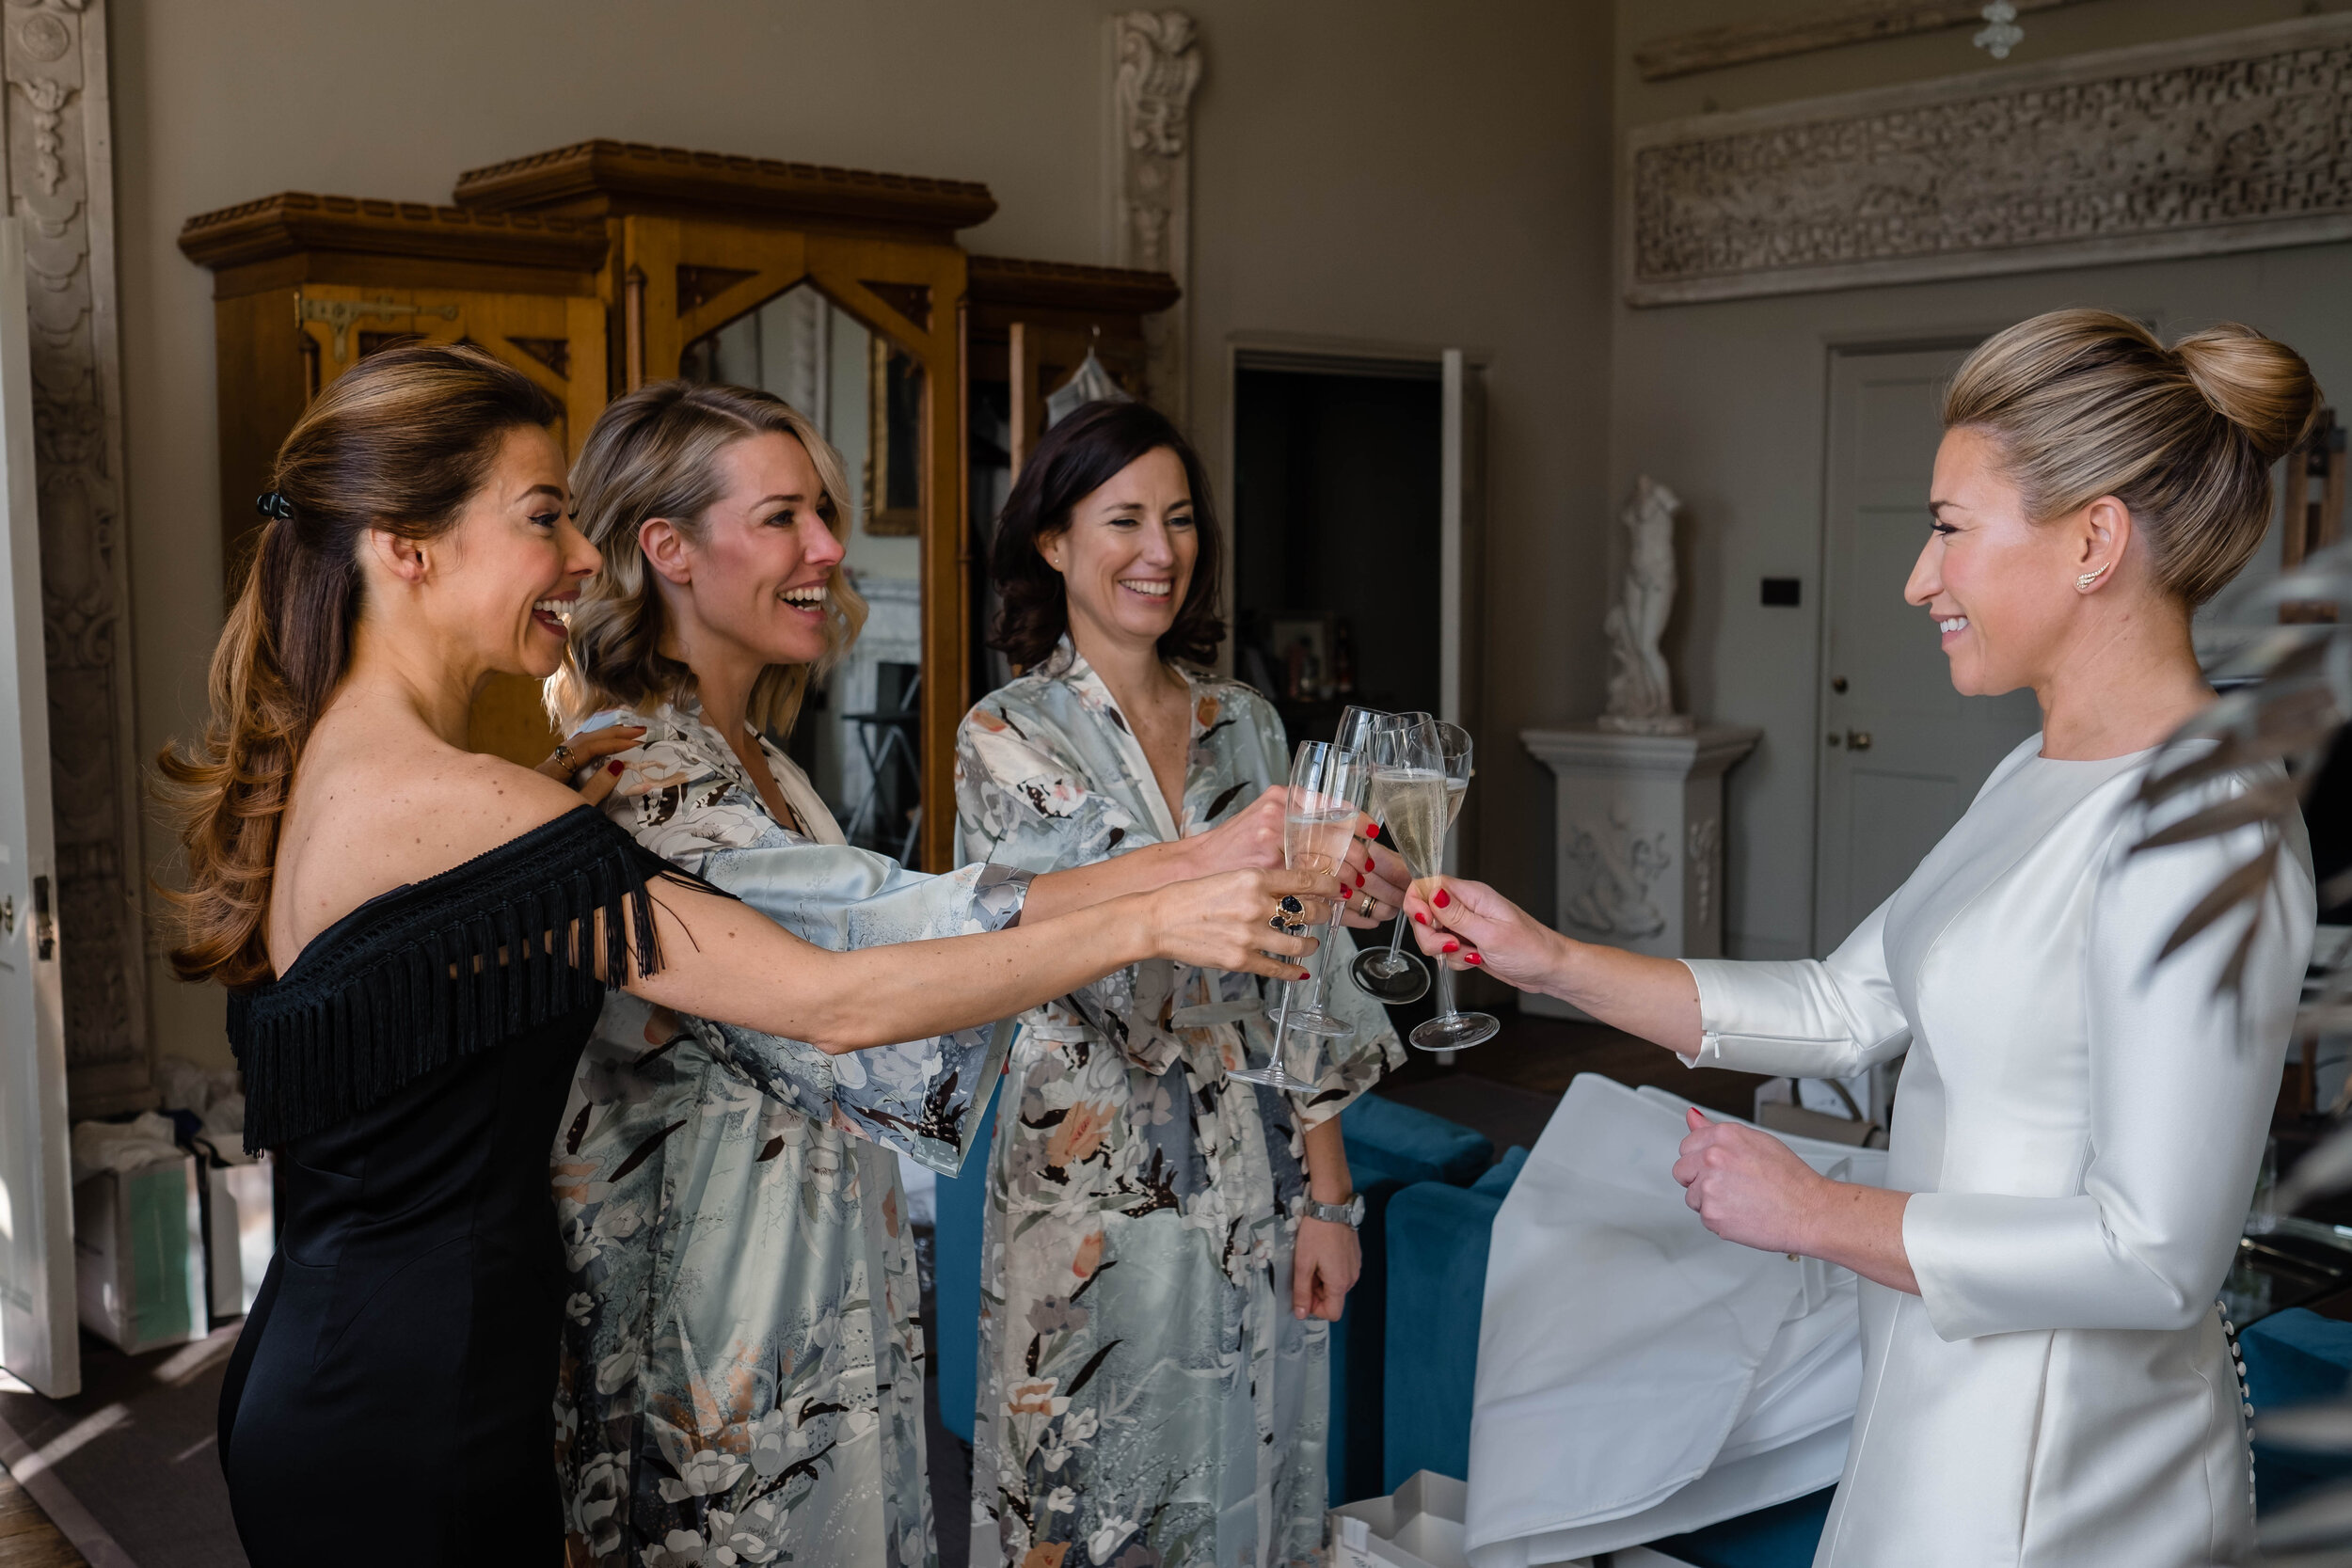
[955,640,1401,1568]
[555,699,1028,1568]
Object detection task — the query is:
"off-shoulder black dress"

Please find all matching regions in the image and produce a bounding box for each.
[216,809,724,1567]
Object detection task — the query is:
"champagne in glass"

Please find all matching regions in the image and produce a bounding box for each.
[1232,741,1367,1088]
[1410,723,1500,1053]
[1349,717,1443,1004]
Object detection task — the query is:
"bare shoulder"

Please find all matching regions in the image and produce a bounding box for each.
[268,739,589,973]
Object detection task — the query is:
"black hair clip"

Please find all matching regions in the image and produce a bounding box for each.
[255,492,294,521]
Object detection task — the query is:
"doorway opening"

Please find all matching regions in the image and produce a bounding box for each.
[1231,362,1443,746]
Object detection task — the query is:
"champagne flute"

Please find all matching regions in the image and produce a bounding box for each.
[1350,718,1446,1004]
[1232,741,1367,1088]
[1410,723,1499,1053]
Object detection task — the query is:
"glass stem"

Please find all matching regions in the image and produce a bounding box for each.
[1434,948,1460,1022]
[1309,912,1339,1013]
[1381,909,1411,961]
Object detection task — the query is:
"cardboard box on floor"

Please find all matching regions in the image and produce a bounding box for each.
[73,1152,206,1354]
[1327,1472,1705,1568]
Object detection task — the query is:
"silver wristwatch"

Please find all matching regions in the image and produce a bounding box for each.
[1301,1193,1365,1228]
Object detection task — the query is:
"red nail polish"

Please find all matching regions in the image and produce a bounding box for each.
[1441,941,1459,954]
[1466,952,1483,965]
[1414,912,1427,926]
[608,759,626,775]
[1355,874,1366,889]
[1434,889,1451,910]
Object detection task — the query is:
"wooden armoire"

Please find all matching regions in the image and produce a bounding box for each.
[182,142,1178,871]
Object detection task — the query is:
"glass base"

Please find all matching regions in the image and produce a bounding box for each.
[1263,1005,1354,1038]
[1349,946,1431,1005]
[1410,1010,1500,1053]
[1226,1064,1321,1091]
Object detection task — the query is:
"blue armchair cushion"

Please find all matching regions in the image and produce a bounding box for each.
[1380,1146,1528,1492]
[1329,1098,1495,1503]
[1342,1092,1494,1190]
[930,1074,1001,1447]
[2242,1307,2352,1512]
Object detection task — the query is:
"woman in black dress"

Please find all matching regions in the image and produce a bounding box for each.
[159,344,1335,1567]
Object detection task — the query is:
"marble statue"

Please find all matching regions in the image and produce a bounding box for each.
[1599,476,1693,736]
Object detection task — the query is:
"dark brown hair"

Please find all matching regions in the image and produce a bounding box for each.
[157,343,558,988]
[1945,309,2322,606]
[986,400,1225,668]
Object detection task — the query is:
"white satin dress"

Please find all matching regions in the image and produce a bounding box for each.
[1683,736,2313,1568]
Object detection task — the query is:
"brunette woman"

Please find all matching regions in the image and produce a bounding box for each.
[161,346,1333,1568]
[1406,312,2320,1567]
[956,402,1406,1568]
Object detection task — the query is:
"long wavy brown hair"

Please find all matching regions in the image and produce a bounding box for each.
[546,380,867,737]
[156,343,558,988]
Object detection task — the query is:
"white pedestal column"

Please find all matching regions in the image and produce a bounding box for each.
[1518,724,1761,1019]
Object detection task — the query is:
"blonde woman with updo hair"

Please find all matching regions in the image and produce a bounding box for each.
[1406,311,2321,1566]
[538,382,1384,1568]
[157,345,1333,1568]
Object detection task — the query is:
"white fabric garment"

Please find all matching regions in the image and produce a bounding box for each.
[1684,736,2312,1568]
[1466,1076,1884,1568]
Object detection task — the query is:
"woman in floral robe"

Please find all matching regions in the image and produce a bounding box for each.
[957,401,1402,1568]
[558,695,1024,1568]
[548,383,1343,1568]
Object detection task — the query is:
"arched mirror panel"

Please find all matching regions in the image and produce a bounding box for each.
[676,280,926,861]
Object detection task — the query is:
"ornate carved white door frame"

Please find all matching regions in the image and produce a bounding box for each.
[4,0,144,1115]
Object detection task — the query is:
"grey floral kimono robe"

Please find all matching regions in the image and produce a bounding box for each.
[554,699,1027,1568]
[955,640,1401,1568]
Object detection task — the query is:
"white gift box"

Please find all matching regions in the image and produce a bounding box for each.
[1332,1472,1533,1568]
[72,1151,206,1354]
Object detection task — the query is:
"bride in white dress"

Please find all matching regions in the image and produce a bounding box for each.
[1411,309,2321,1568]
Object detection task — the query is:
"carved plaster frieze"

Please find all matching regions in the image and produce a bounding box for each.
[1624,14,2352,306]
[1562,810,1672,941]
[1107,9,1200,419]
[4,0,144,1112]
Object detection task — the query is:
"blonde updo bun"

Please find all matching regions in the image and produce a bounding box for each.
[2174,323,2321,466]
[1944,309,2322,606]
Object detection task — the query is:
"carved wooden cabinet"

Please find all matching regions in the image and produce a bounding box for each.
[178,194,612,764]
[453,142,992,869]
[183,145,1179,872]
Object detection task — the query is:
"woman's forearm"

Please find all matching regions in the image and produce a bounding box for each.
[629,882,1159,1053]
[1020,838,1199,925]
[1800,1184,1917,1295]
[1302,1115,1353,1205]
[1541,938,1707,1057]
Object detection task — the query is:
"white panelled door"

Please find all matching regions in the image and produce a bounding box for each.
[0,218,78,1398]
[1814,343,2040,953]
[1439,347,1485,875]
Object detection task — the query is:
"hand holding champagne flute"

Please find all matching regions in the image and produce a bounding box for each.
[1407,722,1498,1053]
[1232,740,1368,1088]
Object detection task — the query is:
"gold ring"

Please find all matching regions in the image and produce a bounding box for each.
[552,744,577,773]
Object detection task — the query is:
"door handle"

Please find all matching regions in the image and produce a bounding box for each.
[32,874,51,960]
[1830,676,1849,693]
[1847,730,1873,752]
[0,893,11,933]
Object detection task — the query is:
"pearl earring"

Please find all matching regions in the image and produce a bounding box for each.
[2076,563,2111,592]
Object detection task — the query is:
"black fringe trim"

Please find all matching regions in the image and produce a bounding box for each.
[226,808,727,1153]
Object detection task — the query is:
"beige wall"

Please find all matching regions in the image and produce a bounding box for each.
[115,0,1617,1069]
[1609,0,2352,959]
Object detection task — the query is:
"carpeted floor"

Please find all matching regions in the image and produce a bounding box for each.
[0,1327,244,1568]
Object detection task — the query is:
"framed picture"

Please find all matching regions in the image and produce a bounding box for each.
[865,336,924,536]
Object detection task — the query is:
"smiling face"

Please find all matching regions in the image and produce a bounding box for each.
[644,431,847,672]
[421,423,598,680]
[1039,445,1197,659]
[1906,425,2101,697]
